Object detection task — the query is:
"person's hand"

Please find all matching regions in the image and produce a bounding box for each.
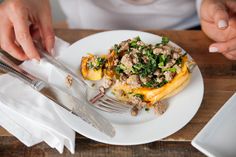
[0,0,54,61]
[200,0,236,60]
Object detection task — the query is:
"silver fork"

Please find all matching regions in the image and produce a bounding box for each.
[34,42,133,113]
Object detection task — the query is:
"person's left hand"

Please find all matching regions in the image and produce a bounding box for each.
[200,0,236,60]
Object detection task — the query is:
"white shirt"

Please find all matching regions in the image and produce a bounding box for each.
[58,0,202,30]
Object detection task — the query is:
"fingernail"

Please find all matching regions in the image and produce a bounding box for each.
[32,58,40,64]
[218,20,228,29]
[34,54,41,62]
[209,46,218,53]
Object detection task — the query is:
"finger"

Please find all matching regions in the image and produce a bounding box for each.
[9,9,40,60]
[226,0,236,12]
[222,51,236,60]
[39,4,55,55]
[204,1,229,29]
[227,51,236,58]
[209,39,236,60]
[209,37,236,53]
[209,44,236,60]
[212,2,229,29]
[0,22,27,60]
[30,24,41,41]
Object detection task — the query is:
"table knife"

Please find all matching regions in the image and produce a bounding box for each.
[34,42,87,89]
[0,54,115,138]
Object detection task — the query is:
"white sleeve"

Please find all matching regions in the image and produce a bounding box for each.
[196,0,203,17]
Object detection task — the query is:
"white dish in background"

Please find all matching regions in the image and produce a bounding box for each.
[192,92,236,157]
[49,30,204,145]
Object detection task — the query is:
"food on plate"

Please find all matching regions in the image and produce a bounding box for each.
[65,75,73,88]
[81,54,106,81]
[81,36,195,116]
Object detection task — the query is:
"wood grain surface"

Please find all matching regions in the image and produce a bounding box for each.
[0,29,235,156]
[0,136,203,157]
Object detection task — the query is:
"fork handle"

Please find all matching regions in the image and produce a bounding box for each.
[0,53,43,90]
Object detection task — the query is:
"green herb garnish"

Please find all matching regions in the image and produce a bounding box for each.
[134,94,144,100]
[94,57,106,70]
[176,57,182,65]
[162,67,177,73]
[141,80,156,88]
[135,36,141,41]
[158,62,164,67]
[87,57,106,70]
[115,64,126,74]
[88,62,94,69]
[159,54,167,63]
[157,80,168,87]
[133,63,144,70]
[113,44,120,55]
[161,36,169,45]
[129,36,141,48]
[168,67,177,72]
[130,41,138,48]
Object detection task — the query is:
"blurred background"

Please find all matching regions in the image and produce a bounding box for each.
[49,0,199,30]
[50,0,67,28]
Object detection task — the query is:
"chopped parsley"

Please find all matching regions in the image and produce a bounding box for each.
[141,80,155,88]
[109,36,182,88]
[88,62,94,69]
[176,57,182,65]
[161,36,169,45]
[175,53,187,65]
[133,94,144,100]
[113,44,120,55]
[158,62,164,67]
[129,36,141,48]
[159,54,167,64]
[162,67,177,73]
[88,57,106,70]
[115,64,126,74]
[158,80,168,87]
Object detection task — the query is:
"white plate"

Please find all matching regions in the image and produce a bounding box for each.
[192,92,236,157]
[49,30,204,145]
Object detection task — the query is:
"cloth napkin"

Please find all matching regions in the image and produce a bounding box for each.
[0,38,76,154]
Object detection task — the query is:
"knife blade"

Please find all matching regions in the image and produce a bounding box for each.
[34,42,87,88]
[39,84,115,138]
[0,54,115,138]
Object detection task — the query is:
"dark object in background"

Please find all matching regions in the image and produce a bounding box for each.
[188,25,201,30]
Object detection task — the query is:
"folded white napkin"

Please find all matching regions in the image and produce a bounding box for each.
[0,38,76,154]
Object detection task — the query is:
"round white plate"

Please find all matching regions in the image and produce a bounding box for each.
[49,30,204,145]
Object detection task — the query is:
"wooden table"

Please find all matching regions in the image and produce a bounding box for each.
[0,29,235,157]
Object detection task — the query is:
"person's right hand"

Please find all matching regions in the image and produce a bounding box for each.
[0,0,55,61]
[200,0,236,60]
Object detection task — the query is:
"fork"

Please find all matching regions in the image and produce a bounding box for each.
[34,42,133,113]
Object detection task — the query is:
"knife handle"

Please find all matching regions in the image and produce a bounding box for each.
[0,53,45,90]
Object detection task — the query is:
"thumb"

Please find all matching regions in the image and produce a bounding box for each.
[212,2,229,29]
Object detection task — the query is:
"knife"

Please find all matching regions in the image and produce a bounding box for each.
[0,54,115,138]
[34,42,88,89]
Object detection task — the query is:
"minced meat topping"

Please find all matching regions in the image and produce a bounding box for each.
[112,36,185,88]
